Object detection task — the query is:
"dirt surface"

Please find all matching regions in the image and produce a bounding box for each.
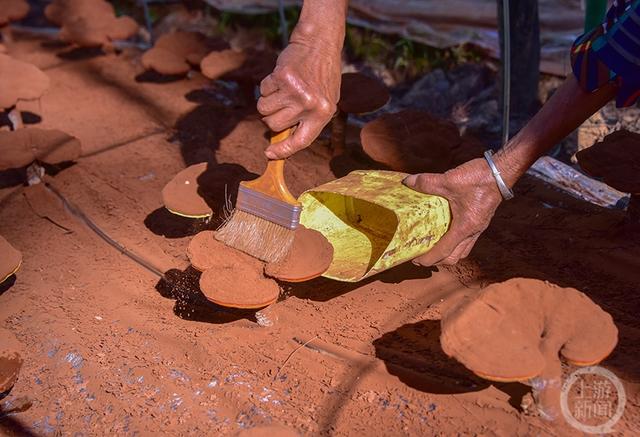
[0,35,639,436]
[577,130,640,194]
[265,226,334,282]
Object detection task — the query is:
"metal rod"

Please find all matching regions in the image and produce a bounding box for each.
[140,0,154,43]
[44,182,166,279]
[501,0,511,146]
[277,0,289,48]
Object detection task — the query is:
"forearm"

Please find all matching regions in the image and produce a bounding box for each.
[290,0,348,52]
[494,75,617,186]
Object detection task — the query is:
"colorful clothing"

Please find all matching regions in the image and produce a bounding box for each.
[571,0,640,107]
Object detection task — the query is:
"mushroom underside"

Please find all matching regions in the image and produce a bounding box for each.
[0,235,22,283]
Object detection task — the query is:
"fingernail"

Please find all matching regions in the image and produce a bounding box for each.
[403,175,417,187]
[265,150,277,160]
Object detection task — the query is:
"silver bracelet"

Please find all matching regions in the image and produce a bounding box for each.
[483,150,514,200]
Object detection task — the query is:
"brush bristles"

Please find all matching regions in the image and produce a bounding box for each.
[216,210,295,263]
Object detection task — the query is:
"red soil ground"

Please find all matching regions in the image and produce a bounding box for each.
[0,34,639,435]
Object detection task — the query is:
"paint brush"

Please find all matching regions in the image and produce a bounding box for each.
[215,128,301,263]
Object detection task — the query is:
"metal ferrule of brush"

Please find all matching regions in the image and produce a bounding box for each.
[236,185,301,229]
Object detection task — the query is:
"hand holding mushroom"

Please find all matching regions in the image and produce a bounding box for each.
[258,0,347,159]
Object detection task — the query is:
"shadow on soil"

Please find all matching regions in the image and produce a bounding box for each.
[56,46,105,61]
[374,319,529,405]
[143,160,258,238]
[143,80,263,235]
[135,70,187,84]
[0,110,42,129]
[284,262,435,302]
[156,267,257,324]
[0,168,26,189]
[0,275,17,296]
[0,415,39,437]
[144,207,213,239]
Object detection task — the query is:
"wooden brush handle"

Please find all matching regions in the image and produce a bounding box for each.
[241,128,299,205]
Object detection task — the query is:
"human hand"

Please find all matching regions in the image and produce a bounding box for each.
[403,158,504,266]
[258,37,342,159]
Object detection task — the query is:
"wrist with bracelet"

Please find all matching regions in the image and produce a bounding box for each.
[483,150,514,200]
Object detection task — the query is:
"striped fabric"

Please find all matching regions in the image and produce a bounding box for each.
[571,0,640,107]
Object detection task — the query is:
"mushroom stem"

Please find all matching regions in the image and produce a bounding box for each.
[26,162,45,186]
[330,109,348,157]
[627,194,640,225]
[7,106,23,130]
[530,343,563,421]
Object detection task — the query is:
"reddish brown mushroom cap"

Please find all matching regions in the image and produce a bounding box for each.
[0,235,22,284]
[141,47,190,76]
[45,0,113,26]
[187,230,263,273]
[338,72,389,114]
[440,278,618,383]
[0,327,23,393]
[264,226,334,283]
[60,15,138,48]
[200,49,247,80]
[0,54,49,108]
[360,110,464,173]
[190,231,280,309]
[0,0,30,26]
[110,16,138,41]
[142,32,227,75]
[0,129,31,169]
[46,0,137,48]
[576,130,640,194]
[221,48,278,84]
[29,128,82,164]
[161,163,212,218]
[199,263,280,309]
[0,128,81,170]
